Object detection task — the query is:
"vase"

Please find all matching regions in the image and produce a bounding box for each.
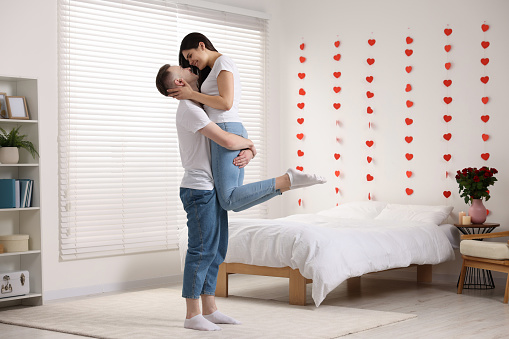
[0,147,19,164]
[468,199,487,224]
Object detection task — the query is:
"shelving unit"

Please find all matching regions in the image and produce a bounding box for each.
[0,75,42,307]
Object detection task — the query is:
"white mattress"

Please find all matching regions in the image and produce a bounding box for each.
[224,214,455,306]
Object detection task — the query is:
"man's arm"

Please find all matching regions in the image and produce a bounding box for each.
[199,122,257,157]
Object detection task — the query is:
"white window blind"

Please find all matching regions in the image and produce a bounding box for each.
[58,0,268,260]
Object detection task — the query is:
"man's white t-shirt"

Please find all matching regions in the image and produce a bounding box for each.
[176,100,214,190]
[200,55,242,123]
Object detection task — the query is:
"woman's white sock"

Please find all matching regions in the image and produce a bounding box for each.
[184,314,222,331]
[286,168,327,189]
[203,310,242,325]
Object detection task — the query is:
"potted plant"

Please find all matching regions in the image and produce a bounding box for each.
[455,166,498,224]
[0,126,39,164]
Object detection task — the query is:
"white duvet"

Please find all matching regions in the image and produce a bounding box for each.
[224,214,455,306]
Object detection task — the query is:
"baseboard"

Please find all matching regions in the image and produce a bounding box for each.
[44,274,183,301]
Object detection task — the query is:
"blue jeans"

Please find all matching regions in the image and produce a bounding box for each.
[211,122,281,212]
[180,187,228,299]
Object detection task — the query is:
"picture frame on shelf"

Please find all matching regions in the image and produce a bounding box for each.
[0,92,8,119]
[6,96,29,120]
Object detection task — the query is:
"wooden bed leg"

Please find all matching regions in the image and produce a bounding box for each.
[215,263,228,298]
[289,269,307,306]
[417,264,432,283]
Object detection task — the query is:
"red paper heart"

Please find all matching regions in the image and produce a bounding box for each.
[481,58,489,66]
[481,76,489,84]
[297,103,305,109]
[299,88,306,96]
[406,171,412,178]
[366,140,374,147]
[333,72,341,78]
[298,73,306,79]
[368,122,371,129]
[443,97,452,104]
[336,137,341,143]
[367,107,373,114]
[296,133,304,140]
[335,187,339,194]
[405,84,412,92]
[444,45,451,52]
[334,40,340,47]
[333,86,341,93]
[367,156,373,163]
[481,115,490,123]
[481,41,490,49]
[334,153,340,160]
[443,133,452,141]
[366,76,374,83]
[367,58,375,65]
[368,193,371,200]
[482,134,489,141]
[297,118,304,124]
[405,66,412,73]
[406,188,414,195]
[481,153,490,161]
[482,24,489,32]
[297,150,304,157]
[296,166,303,171]
[368,39,376,46]
[486,209,490,215]
[406,100,414,108]
[405,49,413,56]
[298,198,302,206]
[444,28,452,36]
[443,115,452,122]
[482,97,489,104]
[445,62,451,70]
[405,153,413,161]
[300,43,305,50]
[445,171,449,178]
[366,91,374,98]
[405,118,413,125]
[299,56,306,63]
[336,120,341,126]
[406,36,413,44]
[443,191,451,198]
[333,103,341,110]
[335,170,340,177]
[443,79,452,87]
[333,54,341,61]
[405,136,413,143]
[367,174,374,181]
[443,154,451,161]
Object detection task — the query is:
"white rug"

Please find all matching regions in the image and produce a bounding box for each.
[0,288,416,338]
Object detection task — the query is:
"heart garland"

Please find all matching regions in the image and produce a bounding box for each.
[481,23,491,162]
[443,26,453,201]
[405,35,414,198]
[365,37,376,198]
[297,40,306,206]
[333,39,342,205]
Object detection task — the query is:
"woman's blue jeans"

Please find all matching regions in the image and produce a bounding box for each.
[180,187,228,299]
[211,122,281,212]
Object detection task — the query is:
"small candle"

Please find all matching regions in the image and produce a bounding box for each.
[458,211,466,225]
[462,216,471,225]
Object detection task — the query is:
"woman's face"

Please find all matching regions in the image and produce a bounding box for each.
[181,43,207,70]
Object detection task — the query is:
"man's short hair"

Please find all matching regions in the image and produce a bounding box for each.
[155,64,176,96]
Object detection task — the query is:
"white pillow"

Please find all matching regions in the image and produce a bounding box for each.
[317,201,387,219]
[374,203,453,225]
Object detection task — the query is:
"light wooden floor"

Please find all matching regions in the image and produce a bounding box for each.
[1,273,508,338]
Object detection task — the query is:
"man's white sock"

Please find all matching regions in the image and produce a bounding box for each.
[203,310,242,325]
[184,314,222,331]
[286,168,327,189]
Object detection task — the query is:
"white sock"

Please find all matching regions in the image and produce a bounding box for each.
[203,310,242,325]
[286,168,327,189]
[184,314,222,331]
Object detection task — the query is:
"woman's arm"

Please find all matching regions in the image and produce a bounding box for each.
[167,70,234,111]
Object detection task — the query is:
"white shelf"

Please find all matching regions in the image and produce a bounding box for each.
[0,163,39,167]
[0,207,40,212]
[0,250,41,257]
[0,119,38,124]
[0,293,42,302]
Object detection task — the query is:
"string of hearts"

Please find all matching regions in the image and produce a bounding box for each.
[442,26,453,200]
[297,41,306,207]
[405,33,414,196]
[481,23,490,164]
[365,36,376,201]
[333,38,341,204]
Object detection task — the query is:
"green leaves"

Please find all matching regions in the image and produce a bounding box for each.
[0,126,39,159]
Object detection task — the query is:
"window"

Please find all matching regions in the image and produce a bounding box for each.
[58,0,268,260]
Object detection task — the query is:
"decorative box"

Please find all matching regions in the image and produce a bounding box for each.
[0,271,30,298]
[0,234,29,252]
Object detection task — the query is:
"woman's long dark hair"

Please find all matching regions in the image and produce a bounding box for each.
[179,32,218,90]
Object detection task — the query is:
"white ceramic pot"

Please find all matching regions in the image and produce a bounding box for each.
[0,147,19,164]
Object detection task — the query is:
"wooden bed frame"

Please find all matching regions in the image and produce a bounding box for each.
[215,262,432,306]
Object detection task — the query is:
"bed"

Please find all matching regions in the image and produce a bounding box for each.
[213,201,458,306]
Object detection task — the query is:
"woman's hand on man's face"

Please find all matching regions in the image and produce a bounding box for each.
[167,79,194,100]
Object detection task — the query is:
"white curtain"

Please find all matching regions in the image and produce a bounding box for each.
[58,0,268,260]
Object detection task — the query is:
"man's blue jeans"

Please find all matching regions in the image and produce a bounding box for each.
[180,187,228,299]
[211,122,281,212]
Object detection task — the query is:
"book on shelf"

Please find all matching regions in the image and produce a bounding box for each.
[0,178,34,209]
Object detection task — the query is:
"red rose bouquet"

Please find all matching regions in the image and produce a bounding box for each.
[455,167,498,204]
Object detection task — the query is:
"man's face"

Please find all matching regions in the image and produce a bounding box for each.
[168,66,198,86]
